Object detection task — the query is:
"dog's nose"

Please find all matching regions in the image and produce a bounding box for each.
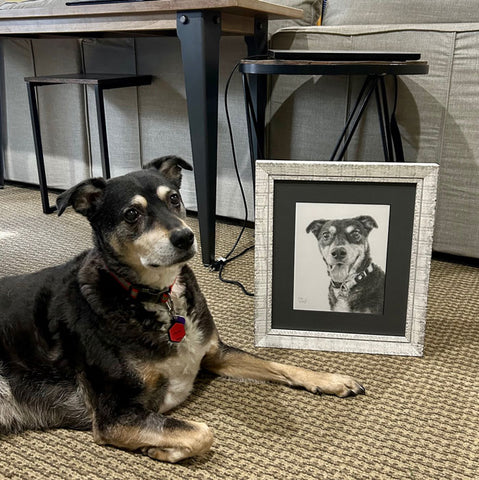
[170,228,195,250]
[331,247,347,261]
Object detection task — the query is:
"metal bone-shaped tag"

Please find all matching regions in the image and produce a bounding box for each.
[168,316,186,343]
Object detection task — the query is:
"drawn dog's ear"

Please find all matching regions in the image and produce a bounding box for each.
[306,219,327,239]
[56,177,107,217]
[355,215,378,234]
[144,155,193,189]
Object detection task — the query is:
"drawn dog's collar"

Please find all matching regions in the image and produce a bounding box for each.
[105,267,174,304]
[331,263,375,292]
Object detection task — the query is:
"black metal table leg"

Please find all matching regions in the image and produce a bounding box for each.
[26,82,56,214]
[94,84,111,179]
[177,10,221,267]
[244,17,268,181]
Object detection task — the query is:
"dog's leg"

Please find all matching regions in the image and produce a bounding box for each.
[202,339,364,397]
[93,412,214,463]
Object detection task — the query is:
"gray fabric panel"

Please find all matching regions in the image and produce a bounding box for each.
[2,38,88,189]
[346,31,454,165]
[31,39,88,189]
[2,39,36,184]
[324,0,479,26]
[81,38,142,179]
[433,31,479,257]
[268,33,353,161]
[135,36,253,220]
[134,37,193,206]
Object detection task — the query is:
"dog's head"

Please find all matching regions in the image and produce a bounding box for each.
[306,216,377,283]
[56,156,195,276]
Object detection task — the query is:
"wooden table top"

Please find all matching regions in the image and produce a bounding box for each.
[0,0,304,36]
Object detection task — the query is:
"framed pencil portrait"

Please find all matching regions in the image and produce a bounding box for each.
[255,161,439,356]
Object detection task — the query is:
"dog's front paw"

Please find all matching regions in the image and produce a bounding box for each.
[142,420,214,463]
[308,372,365,398]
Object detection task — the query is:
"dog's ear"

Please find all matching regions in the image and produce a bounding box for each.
[144,155,193,189]
[56,177,107,217]
[306,219,327,239]
[355,215,378,234]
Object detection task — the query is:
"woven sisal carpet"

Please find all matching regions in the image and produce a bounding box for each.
[0,185,478,480]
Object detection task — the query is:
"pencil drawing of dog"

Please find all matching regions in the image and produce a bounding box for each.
[307,215,385,314]
[0,156,365,463]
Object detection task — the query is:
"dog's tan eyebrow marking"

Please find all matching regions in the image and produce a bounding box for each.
[157,186,172,202]
[131,195,148,208]
[346,225,356,233]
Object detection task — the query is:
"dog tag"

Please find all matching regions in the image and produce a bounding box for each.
[168,316,186,343]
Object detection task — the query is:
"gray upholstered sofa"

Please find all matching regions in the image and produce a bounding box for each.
[269,0,479,259]
[2,0,479,259]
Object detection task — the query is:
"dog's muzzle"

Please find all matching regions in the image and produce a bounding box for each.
[331,247,347,262]
[170,228,195,251]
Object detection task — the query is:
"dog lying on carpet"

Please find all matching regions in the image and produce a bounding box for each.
[306,216,385,314]
[0,157,364,463]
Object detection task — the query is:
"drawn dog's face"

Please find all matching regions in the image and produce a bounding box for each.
[306,216,378,283]
[56,156,196,272]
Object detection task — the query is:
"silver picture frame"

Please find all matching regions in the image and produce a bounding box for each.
[255,161,439,356]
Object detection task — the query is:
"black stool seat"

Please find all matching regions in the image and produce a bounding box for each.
[25,73,152,214]
[239,59,429,76]
[25,73,152,88]
[239,57,429,172]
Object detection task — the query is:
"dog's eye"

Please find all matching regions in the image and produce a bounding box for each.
[124,207,141,223]
[169,193,181,208]
[322,232,331,240]
[350,230,362,241]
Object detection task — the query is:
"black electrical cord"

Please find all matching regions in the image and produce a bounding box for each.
[211,58,263,297]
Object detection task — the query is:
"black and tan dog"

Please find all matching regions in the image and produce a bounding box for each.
[0,157,364,463]
[307,216,385,314]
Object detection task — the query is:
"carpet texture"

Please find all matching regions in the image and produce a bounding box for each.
[0,185,478,480]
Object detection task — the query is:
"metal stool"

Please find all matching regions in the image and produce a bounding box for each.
[25,73,152,213]
[239,55,429,175]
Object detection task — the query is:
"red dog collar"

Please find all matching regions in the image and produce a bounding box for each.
[105,267,174,304]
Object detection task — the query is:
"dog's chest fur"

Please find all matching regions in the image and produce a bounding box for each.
[330,287,353,313]
[135,284,214,413]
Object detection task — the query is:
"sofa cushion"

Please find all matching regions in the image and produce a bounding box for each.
[323,0,479,25]
[0,0,56,9]
[268,0,322,34]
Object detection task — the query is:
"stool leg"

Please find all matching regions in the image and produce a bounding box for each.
[378,76,395,162]
[26,82,55,214]
[245,17,268,179]
[384,75,405,162]
[331,76,378,161]
[242,73,262,184]
[375,82,391,162]
[94,85,111,179]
